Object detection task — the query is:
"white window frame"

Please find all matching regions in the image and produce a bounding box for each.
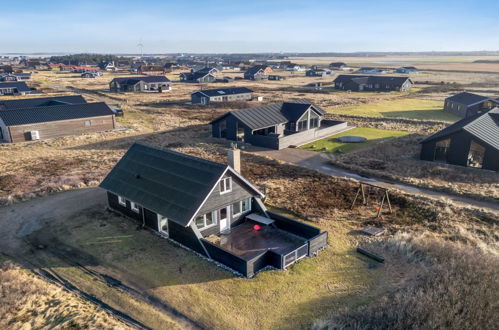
[232,197,252,217]
[118,195,126,206]
[130,202,140,213]
[195,210,218,230]
[219,177,232,194]
[242,197,251,213]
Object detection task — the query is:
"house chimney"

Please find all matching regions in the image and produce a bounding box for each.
[228,144,241,173]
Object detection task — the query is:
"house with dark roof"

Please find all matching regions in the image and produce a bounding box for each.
[191,87,253,105]
[100,142,327,277]
[444,92,499,118]
[138,65,166,75]
[356,67,387,74]
[333,75,413,92]
[395,66,419,74]
[210,100,348,149]
[0,82,33,95]
[109,76,171,92]
[244,65,272,80]
[192,67,219,75]
[306,68,332,77]
[0,95,87,110]
[329,62,348,70]
[179,71,217,83]
[0,101,115,143]
[0,73,31,82]
[420,108,499,171]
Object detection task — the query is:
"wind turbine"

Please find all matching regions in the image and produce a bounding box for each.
[137,38,144,58]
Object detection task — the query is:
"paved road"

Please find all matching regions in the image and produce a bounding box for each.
[252,148,499,215]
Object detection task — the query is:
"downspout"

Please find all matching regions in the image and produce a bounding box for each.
[141,207,146,228]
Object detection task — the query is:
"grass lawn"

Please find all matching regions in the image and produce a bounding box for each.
[301,127,408,154]
[329,98,459,122]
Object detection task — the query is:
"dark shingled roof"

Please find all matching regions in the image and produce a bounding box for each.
[211,99,326,130]
[100,142,263,226]
[244,65,269,76]
[0,102,114,126]
[0,81,30,92]
[445,92,497,106]
[194,87,253,97]
[111,76,170,85]
[422,107,499,150]
[333,75,412,86]
[181,71,215,81]
[0,95,87,110]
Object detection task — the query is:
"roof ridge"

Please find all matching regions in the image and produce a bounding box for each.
[132,142,228,169]
[0,101,107,112]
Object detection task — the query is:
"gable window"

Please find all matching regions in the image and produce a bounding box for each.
[130,202,140,213]
[468,141,485,168]
[118,195,126,206]
[220,177,232,194]
[297,119,308,131]
[195,211,218,230]
[310,111,320,129]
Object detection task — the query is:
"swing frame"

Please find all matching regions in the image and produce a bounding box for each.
[350,181,393,217]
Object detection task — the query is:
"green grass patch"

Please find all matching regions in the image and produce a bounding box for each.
[301,127,408,154]
[329,98,459,122]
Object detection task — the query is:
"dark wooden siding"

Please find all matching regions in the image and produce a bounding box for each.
[8,115,115,143]
[420,140,437,161]
[169,221,207,256]
[203,239,249,276]
[268,211,321,239]
[308,232,328,256]
[107,192,143,223]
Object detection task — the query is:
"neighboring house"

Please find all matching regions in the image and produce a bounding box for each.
[163,62,175,73]
[444,92,499,118]
[179,71,217,83]
[395,66,419,74]
[356,67,386,74]
[192,67,219,75]
[99,142,328,277]
[210,99,348,149]
[286,64,303,72]
[109,76,171,92]
[268,75,286,81]
[191,87,253,105]
[0,65,13,73]
[333,75,413,92]
[244,65,272,80]
[329,62,348,70]
[81,71,102,78]
[305,69,332,77]
[0,82,33,95]
[0,95,87,110]
[100,62,117,72]
[138,65,166,75]
[0,102,115,143]
[420,108,499,171]
[0,73,31,81]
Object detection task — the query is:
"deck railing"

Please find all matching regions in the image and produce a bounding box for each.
[282,243,308,269]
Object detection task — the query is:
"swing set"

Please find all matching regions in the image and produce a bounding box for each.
[350,181,393,218]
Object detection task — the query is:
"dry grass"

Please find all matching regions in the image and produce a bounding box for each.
[0,260,128,329]
[313,233,499,329]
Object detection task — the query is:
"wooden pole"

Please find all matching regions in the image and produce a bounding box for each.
[386,191,393,213]
[351,186,361,210]
[377,194,386,218]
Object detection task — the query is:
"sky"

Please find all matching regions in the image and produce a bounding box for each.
[1,0,498,54]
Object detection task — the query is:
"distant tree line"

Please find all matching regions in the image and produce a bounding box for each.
[49,54,132,65]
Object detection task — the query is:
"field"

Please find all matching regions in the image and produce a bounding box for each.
[0,55,498,328]
[301,127,408,154]
[329,98,459,121]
